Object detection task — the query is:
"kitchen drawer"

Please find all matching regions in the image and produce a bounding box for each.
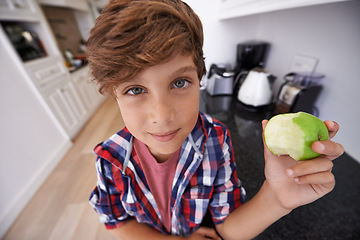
[34,63,63,85]
[25,56,70,89]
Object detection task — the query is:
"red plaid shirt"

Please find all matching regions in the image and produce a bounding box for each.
[89,112,245,236]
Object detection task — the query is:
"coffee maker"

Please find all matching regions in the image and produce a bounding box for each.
[233,41,269,78]
[233,41,275,107]
[233,41,270,95]
[275,72,324,116]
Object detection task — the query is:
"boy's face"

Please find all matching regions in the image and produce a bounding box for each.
[115,54,200,162]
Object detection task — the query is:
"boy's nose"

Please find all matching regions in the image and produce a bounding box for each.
[148,97,176,124]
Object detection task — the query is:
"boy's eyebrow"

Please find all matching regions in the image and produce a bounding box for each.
[119,65,198,87]
[171,66,197,77]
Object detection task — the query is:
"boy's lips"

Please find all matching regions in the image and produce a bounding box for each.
[149,129,180,142]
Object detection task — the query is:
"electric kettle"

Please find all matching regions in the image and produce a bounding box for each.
[237,69,275,107]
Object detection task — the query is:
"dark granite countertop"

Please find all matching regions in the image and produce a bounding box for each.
[199,91,360,240]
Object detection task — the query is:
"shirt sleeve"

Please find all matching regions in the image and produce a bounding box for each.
[209,128,246,225]
[89,157,133,229]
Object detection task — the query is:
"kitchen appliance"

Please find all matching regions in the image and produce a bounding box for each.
[233,41,270,97]
[233,41,269,78]
[203,64,234,96]
[275,72,324,116]
[2,22,47,62]
[236,69,275,107]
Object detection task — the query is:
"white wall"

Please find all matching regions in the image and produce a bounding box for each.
[185,0,360,162]
[0,43,72,237]
[257,1,360,162]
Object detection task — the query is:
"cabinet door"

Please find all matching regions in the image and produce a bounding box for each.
[0,0,38,21]
[79,78,103,111]
[71,67,104,113]
[62,81,86,120]
[46,81,86,136]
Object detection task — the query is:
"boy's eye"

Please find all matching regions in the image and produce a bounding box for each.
[173,79,189,88]
[127,87,145,95]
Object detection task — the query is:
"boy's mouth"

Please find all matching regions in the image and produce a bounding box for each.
[149,129,180,142]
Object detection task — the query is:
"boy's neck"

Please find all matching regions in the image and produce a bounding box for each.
[152,152,173,163]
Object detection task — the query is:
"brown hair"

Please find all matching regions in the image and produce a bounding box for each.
[87,0,206,96]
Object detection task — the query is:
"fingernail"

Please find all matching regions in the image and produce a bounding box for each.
[316,142,325,152]
[286,168,294,176]
[294,177,300,183]
[329,121,335,127]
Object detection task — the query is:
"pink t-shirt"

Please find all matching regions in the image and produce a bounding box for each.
[133,138,180,233]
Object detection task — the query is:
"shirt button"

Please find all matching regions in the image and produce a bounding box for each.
[129,210,134,215]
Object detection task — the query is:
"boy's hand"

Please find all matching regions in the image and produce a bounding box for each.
[187,227,221,240]
[261,119,344,210]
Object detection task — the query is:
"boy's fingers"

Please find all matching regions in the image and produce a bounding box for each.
[286,158,333,178]
[324,120,340,139]
[295,171,335,189]
[286,158,335,191]
[312,140,344,160]
[261,119,268,131]
[196,227,221,240]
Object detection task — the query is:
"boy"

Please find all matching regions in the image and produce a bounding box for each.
[87,0,344,239]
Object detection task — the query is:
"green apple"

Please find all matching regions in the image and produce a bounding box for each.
[264,112,329,161]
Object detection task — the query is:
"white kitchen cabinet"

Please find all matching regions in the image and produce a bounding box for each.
[44,80,87,136]
[0,0,104,139]
[218,0,350,19]
[24,56,69,89]
[24,56,90,138]
[0,0,39,21]
[71,66,104,115]
[38,0,97,41]
[37,0,88,12]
